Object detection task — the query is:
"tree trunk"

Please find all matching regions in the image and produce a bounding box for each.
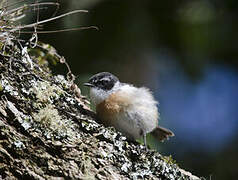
[0,43,200,180]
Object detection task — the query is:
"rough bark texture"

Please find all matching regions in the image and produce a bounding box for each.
[0,43,200,180]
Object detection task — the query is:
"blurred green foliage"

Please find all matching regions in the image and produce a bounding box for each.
[31,0,238,79]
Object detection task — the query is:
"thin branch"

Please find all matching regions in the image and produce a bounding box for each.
[12,26,99,34]
[9,10,89,32]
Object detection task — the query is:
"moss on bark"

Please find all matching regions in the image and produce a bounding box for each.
[0,42,200,180]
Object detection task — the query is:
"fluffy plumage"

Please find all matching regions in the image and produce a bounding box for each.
[84,72,174,147]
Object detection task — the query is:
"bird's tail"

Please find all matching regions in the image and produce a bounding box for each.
[151,126,174,142]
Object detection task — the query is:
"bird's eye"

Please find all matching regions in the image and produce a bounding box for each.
[95,78,114,90]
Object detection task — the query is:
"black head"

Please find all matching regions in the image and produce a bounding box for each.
[84,72,119,91]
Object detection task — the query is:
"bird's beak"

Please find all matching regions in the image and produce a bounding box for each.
[84,82,94,87]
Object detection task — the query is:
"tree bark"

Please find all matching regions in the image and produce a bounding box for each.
[0,43,200,180]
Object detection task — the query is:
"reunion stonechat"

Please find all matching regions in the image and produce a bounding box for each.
[84,72,174,148]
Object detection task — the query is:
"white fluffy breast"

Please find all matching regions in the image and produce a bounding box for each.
[90,83,159,140]
[118,85,159,135]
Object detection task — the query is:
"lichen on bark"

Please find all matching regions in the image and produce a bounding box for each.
[0,40,200,180]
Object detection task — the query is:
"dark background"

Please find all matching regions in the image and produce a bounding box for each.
[20,0,238,179]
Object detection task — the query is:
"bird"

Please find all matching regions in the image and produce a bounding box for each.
[84,72,174,148]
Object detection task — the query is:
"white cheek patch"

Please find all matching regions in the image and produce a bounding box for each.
[90,87,110,105]
[89,81,121,106]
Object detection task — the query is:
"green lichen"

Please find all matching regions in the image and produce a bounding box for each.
[28,48,48,66]
[32,104,77,140]
[162,155,177,166]
[31,81,64,103]
[80,152,95,180]
[28,42,60,66]
[32,104,64,135]
[0,42,4,51]
[33,104,61,126]
[0,83,3,91]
